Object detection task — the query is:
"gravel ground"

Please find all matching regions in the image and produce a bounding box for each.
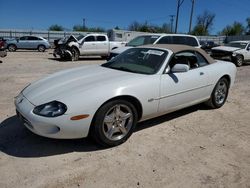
[0,50,250,188]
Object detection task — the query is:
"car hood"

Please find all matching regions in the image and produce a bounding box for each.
[58,35,78,45]
[111,46,133,54]
[22,65,141,105]
[212,46,241,52]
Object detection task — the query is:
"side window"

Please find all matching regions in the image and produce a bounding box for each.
[19,36,27,40]
[28,36,38,40]
[96,35,106,42]
[84,36,95,42]
[196,52,209,67]
[157,36,171,44]
[185,37,198,47]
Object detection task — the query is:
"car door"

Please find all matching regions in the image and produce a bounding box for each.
[96,35,109,55]
[17,36,29,49]
[158,51,210,114]
[80,35,96,55]
[27,36,39,49]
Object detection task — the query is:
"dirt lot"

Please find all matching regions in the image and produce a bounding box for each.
[0,50,250,188]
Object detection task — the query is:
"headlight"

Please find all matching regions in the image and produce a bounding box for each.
[232,53,237,57]
[33,101,67,117]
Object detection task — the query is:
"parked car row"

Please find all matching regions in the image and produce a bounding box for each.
[2,33,250,67]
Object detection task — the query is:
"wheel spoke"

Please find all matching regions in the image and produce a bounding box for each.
[115,105,121,117]
[119,124,127,134]
[107,126,116,138]
[104,114,114,124]
[120,111,132,121]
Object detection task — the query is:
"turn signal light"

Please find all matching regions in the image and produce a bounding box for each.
[70,114,89,120]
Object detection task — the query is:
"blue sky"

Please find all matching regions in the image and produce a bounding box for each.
[0,0,249,34]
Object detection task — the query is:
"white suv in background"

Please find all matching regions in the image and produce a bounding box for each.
[108,34,201,59]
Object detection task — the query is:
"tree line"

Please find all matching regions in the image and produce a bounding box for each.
[48,11,250,36]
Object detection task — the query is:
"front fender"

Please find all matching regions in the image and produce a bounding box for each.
[68,42,79,48]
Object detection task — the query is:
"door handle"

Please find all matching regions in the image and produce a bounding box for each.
[200,72,204,75]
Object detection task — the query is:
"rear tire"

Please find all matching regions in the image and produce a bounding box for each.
[90,100,138,147]
[205,77,229,109]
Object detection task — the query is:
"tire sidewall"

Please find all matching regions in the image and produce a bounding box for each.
[92,100,138,146]
[8,44,16,52]
[235,55,243,67]
[211,78,229,108]
[71,47,79,61]
[38,45,46,52]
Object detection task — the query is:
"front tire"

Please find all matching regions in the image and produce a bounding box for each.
[234,55,243,67]
[38,45,46,52]
[71,47,79,61]
[91,100,138,147]
[205,77,229,108]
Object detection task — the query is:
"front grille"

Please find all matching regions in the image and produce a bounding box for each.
[211,50,231,57]
[211,50,232,61]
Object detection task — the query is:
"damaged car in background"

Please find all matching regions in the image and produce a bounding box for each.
[211,40,250,67]
[53,33,126,61]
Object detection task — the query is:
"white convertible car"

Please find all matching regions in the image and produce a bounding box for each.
[15,45,236,146]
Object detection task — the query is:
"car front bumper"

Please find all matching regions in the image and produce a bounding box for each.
[15,93,92,139]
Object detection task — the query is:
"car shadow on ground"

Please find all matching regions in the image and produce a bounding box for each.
[135,104,209,132]
[0,104,207,158]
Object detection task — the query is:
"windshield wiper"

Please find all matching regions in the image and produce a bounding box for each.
[116,66,134,72]
[111,66,139,73]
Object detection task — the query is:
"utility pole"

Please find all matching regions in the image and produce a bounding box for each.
[189,0,195,33]
[169,15,175,33]
[175,0,185,33]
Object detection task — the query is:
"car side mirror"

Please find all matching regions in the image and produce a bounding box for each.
[171,64,190,73]
[247,47,250,51]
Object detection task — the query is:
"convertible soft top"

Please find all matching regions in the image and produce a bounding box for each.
[141,44,216,64]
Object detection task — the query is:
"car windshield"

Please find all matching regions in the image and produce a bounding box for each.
[126,35,160,47]
[226,42,248,49]
[102,48,167,75]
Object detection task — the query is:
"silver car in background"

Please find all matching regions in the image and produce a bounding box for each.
[6,36,50,52]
